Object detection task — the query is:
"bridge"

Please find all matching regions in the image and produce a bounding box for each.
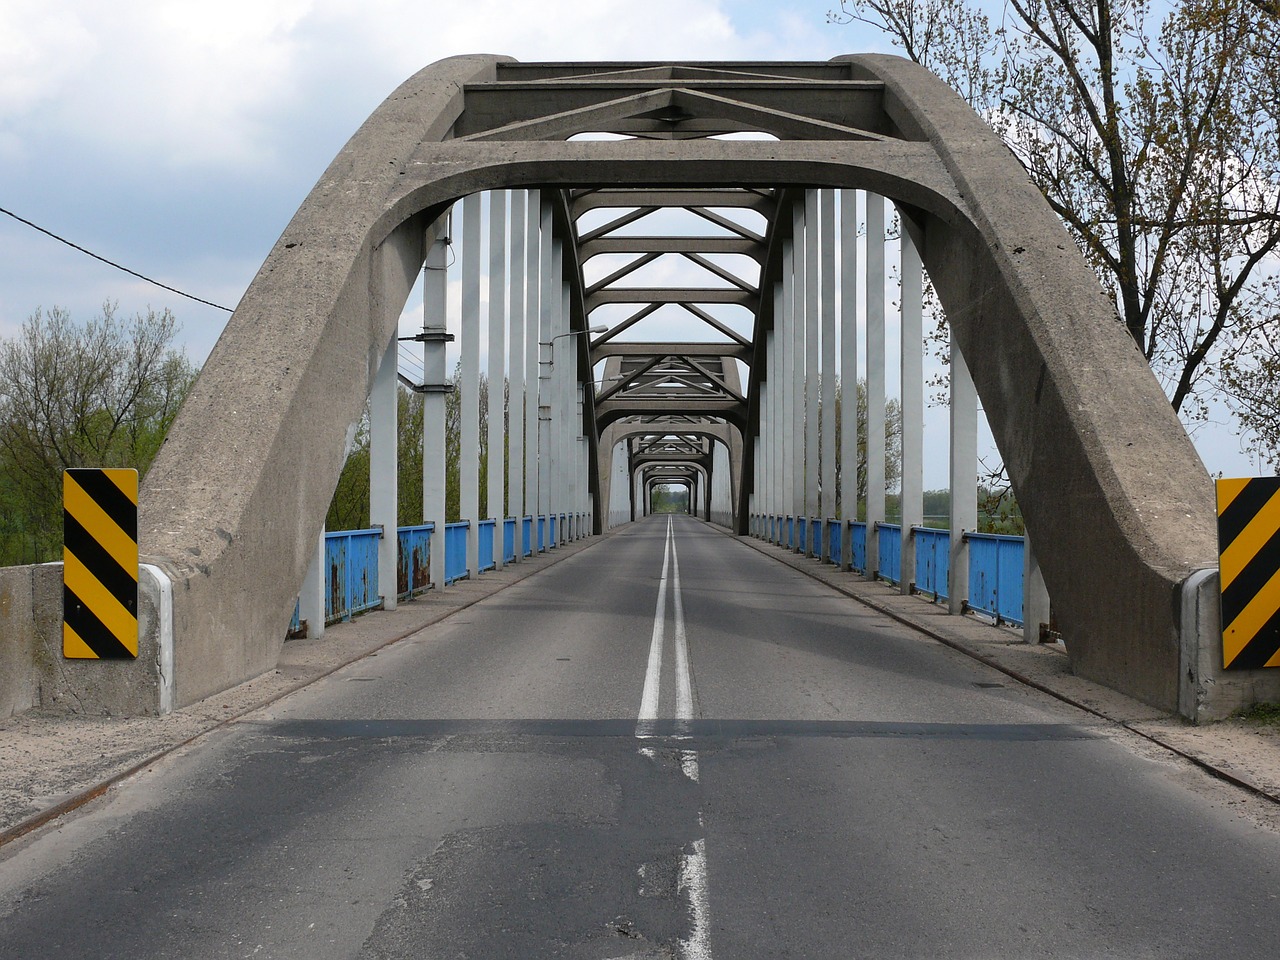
[101,55,1275,722]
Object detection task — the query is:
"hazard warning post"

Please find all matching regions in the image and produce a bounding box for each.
[1217,477,1280,670]
[63,468,139,660]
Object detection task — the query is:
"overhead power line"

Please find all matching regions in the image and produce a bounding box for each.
[0,205,235,313]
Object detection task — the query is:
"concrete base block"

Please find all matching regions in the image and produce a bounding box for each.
[1,562,172,719]
[1180,568,1280,723]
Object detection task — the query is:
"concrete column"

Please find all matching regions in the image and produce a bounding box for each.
[839,190,859,570]
[865,193,886,578]
[299,525,325,638]
[1023,533,1051,643]
[423,220,449,590]
[507,191,526,558]
[780,238,795,543]
[370,332,398,610]
[949,343,978,614]
[525,191,541,528]
[804,189,820,557]
[899,215,924,595]
[487,191,507,570]
[461,192,481,580]
[538,200,555,540]
[819,189,837,549]
[790,203,806,548]
[559,277,574,543]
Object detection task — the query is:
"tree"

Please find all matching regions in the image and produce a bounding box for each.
[0,304,197,564]
[832,0,1280,430]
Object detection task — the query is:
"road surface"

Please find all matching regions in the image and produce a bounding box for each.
[3,514,1280,959]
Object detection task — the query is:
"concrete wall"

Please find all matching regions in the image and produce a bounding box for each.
[0,563,170,719]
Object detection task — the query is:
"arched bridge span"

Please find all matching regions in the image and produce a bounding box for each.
[138,55,1239,717]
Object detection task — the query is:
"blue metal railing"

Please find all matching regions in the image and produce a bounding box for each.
[549,514,558,548]
[965,532,1024,625]
[877,523,902,585]
[537,515,547,552]
[786,516,794,550]
[796,516,806,552]
[913,527,950,601]
[444,521,469,584]
[478,519,496,572]
[850,521,867,573]
[503,517,517,563]
[827,519,842,565]
[522,516,533,557]
[326,527,382,623]
[397,523,433,600]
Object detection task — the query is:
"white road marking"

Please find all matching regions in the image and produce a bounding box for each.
[670,527,694,725]
[637,517,672,736]
[677,838,712,960]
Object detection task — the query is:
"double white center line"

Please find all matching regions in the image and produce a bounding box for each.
[638,516,694,736]
[635,516,711,960]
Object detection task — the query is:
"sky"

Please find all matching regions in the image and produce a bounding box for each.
[0,0,1267,488]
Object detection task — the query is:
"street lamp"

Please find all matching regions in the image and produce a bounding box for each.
[542,325,608,367]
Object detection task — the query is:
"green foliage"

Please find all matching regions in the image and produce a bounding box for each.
[0,304,197,564]
[650,485,689,514]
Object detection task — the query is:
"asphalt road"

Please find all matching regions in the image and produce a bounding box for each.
[3,514,1280,959]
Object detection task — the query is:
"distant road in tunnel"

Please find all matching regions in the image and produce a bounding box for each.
[4,514,1280,958]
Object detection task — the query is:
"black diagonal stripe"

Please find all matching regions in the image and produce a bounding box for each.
[1225,605,1280,670]
[66,469,136,540]
[1221,525,1280,625]
[63,511,137,615]
[63,584,134,659]
[1218,479,1280,550]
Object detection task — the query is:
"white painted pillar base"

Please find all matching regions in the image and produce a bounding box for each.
[370,333,398,610]
[299,526,326,639]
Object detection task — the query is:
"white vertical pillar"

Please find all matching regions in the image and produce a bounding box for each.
[525,191,541,530]
[819,189,837,548]
[299,525,325,638]
[949,342,978,614]
[804,189,820,557]
[370,332,398,609]
[780,239,795,543]
[423,220,450,590]
[538,200,555,541]
[839,190,859,570]
[899,215,924,595]
[461,192,482,580]
[487,191,507,570]
[1022,532,1051,643]
[865,194,886,578]
[560,277,574,543]
[507,191,526,559]
[790,203,806,547]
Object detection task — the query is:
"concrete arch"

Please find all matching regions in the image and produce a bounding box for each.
[141,53,1217,712]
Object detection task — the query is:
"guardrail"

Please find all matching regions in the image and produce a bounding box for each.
[876,523,902,586]
[397,523,433,601]
[851,521,867,573]
[827,519,841,565]
[964,532,1025,626]
[444,521,469,584]
[327,527,382,622]
[913,526,949,601]
[478,519,496,573]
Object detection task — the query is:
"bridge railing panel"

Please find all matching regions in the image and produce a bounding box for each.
[478,519,496,572]
[964,532,1024,626]
[851,521,867,573]
[827,519,842,565]
[397,523,433,601]
[326,527,382,623]
[522,516,533,557]
[503,518,517,563]
[912,527,949,601]
[877,523,902,585]
[444,521,469,584]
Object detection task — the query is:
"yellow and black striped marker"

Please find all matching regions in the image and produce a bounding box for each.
[1218,477,1280,670]
[63,468,138,660]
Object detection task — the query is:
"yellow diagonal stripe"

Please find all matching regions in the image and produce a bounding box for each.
[102,468,138,506]
[1217,477,1252,514]
[1223,563,1280,665]
[64,474,139,578]
[63,551,138,653]
[1219,485,1280,590]
[62,623,100,659]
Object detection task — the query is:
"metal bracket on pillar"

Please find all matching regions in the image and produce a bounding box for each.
[400,331,456,343]
[399,376,456,395]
